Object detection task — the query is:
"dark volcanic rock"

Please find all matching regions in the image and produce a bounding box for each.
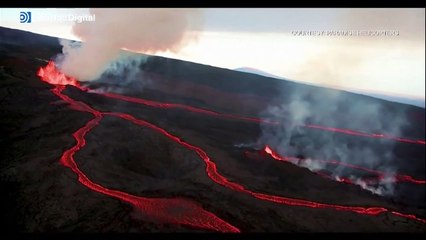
[1,27,425,233]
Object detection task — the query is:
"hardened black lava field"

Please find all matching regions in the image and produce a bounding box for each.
[1,27,425,232]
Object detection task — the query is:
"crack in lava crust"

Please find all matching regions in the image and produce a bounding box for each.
[37,62,426,231]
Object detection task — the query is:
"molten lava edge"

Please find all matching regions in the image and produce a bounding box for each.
[262,145,426,185]
[37,61,426,231]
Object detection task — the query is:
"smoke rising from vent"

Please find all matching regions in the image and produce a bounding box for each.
[257,86,408,196]
[57,8,203,81]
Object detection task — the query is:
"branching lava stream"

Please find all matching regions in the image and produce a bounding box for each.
[37,61,426,232]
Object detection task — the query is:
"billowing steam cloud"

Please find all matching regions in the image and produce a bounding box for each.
[257,86,408,196]
[57,8,203,81]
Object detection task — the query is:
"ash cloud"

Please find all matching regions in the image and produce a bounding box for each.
[257,86,408,196]
[56,8,203,81]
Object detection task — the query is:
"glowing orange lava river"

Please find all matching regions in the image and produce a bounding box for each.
[37,61,426,232]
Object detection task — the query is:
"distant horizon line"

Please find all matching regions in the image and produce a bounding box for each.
[234,67,426,102]
[1,25,424,108]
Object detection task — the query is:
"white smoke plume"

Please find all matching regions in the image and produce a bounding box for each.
[335,174,396,196]
[257,86,408,196]
[299,158,326,172]
[57,8,203,81]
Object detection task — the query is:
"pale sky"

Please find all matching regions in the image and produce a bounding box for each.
[1,8,425,100]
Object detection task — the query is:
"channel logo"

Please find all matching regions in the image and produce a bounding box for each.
[20,12,32,23]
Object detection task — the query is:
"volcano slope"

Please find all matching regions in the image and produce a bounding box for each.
[1,27,425,233]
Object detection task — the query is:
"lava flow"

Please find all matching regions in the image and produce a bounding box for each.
[37,61,426,230]
[262,145,426,185]
[88,86,426,146]
[105,109,426,224]
[37,62,240,233]
[304,124,425,145]
[95,91,277,124]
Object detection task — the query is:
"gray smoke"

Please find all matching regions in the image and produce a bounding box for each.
[257,86,408,196]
